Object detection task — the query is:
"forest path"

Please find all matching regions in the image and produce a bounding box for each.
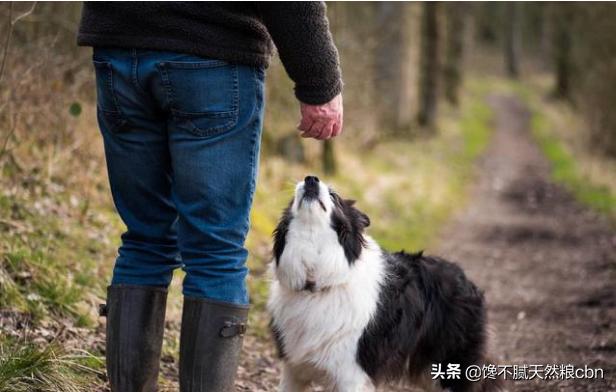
[434,95,616,392]
[230,95,616,392]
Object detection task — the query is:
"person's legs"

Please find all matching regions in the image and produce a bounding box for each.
[94,48,180,392]
[156,53,265,391]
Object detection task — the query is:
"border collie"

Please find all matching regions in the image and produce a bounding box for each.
[267,176,500,392]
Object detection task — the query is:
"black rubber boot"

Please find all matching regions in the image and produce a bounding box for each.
[101,285,168,392]
[179,297,249,392]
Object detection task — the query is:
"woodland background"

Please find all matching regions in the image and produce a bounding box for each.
[0,2,614,391]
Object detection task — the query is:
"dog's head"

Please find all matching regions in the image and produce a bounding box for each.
[273,176,370,267]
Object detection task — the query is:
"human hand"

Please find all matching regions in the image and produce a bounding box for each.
[297,93,343,140]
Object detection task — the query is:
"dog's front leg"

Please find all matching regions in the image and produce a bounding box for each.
[331,366,375,392]
[279,364,310,392]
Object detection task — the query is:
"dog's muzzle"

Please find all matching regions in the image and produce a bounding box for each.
[302,176,320,200]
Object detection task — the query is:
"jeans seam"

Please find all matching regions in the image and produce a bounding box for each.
[105,63,122,113]
[244,67,263,233]
[156,63,174,113]
[131,49,148,96]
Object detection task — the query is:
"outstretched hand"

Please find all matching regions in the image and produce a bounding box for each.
[297,93,343,140]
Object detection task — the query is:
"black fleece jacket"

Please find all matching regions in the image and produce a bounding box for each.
[78,2,342,105]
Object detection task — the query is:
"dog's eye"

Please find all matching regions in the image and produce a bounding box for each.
[329,191,341,206]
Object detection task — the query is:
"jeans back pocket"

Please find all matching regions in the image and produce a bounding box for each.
[93,60,130,133]
[158,59,239,138]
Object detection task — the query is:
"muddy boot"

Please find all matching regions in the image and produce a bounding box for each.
[101,285,168,392]
[179,297,249,392]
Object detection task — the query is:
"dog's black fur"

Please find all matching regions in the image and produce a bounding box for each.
[273,201,292,267]
[357,251,488,391]
[329,193,370,264]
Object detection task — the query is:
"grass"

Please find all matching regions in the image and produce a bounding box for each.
[0,167,117,389]
[0,338,103,392]
[0,189,110,323]
[531,111,616,217]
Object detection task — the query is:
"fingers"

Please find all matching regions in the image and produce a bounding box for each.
[331,115,343,137]
[299,120,318,138]
[302,121,326,139]
[317,122,334,140]
[297,116,313,133]
[301,121,335,140]
[297,94,344,140]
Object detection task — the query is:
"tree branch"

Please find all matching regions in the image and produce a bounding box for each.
[0,2,37,85]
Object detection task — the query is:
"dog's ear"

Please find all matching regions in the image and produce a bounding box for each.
[332,198,369,264]
[358,211,370,228]
[344,199,370,228]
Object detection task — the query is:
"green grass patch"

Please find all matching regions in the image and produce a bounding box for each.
[531,111,616,217]
[461,100,493,160]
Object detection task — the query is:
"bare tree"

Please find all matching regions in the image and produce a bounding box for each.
[417,2,439,128]
[503,2,519,79]
[0,2,37,85]
[549,4,574,99]
[322,139,336,175]
[374,2,413,134]
[443,3,465,106]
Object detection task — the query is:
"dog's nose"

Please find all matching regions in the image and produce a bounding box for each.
[304,176,319,185]
[303,176,320,199]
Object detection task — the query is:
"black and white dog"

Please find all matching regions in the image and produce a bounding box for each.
[267,176,500,392]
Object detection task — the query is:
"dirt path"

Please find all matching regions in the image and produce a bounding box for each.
[234,95,616,391]
[435,95,616,391]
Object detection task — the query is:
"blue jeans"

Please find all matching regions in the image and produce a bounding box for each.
[93,48,265,305]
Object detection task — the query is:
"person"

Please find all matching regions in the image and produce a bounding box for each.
[77,3,343,392]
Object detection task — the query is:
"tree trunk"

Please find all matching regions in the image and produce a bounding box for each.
[322,139,336,175]
[417,2,439,128]
[550,5,573,99]
[503,2,519,79]
[443,3,465,106]
[374,2,412,134]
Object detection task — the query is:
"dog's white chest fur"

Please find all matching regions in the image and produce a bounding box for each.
[274,210,353,292]
[268,236,385,388]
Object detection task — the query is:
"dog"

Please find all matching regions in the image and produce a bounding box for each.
[267,176,500,392]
